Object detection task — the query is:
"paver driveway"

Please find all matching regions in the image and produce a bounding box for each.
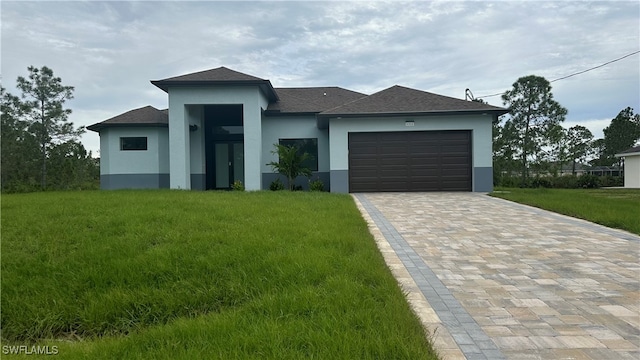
[353,192,639,360]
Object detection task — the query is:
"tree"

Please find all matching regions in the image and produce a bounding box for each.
[1,87,41,192]
[16,66,82,189]
[501,75,567,185]
[565,125,593,175]
[267,143,312,191]
[603,107,640,167]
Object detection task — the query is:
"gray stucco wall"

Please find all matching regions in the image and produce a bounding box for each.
[101,174,169,190]
[473,167,493,192]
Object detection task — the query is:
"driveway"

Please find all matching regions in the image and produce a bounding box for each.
[353,192,639,360]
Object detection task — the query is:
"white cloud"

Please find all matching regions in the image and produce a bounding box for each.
[2,0,639,158]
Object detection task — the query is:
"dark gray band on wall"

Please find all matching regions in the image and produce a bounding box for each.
[330,170,349,193]
[190,174,206,190]
[262,172,330,190]
[100,174,169,190]
[473,167,493,192]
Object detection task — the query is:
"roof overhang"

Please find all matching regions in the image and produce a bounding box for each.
[87,123,168,133]
[615,151,640,158]
[150,80,279,102]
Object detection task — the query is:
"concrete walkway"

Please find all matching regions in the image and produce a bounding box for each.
[353,193,639,360]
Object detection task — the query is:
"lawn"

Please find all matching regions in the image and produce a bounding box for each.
[491,188,640,235]
[1,190,439,359]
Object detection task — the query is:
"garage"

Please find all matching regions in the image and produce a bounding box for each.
[348,130,472,192]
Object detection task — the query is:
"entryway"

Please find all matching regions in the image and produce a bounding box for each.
[204,104,244,190]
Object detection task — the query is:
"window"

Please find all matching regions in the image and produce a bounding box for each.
[120,137,147,151]
[279,138,318,171]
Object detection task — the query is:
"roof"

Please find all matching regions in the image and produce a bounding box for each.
[265,87,366,114]
[150,66,278,101]
[615,145,640,157]
[318,85,509,117]
[87,106,167,132]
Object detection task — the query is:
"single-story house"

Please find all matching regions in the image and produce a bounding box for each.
[87,67,508,193]
[615,145,640,188]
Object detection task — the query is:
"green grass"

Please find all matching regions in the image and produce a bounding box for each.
[1,190,438,359]
[490,188,640,235]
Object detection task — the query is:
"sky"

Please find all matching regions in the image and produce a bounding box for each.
[2,1,639,157]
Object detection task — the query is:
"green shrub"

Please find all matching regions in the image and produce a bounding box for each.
[551,175,578,189]
[576,174,600,188]
[531,177,552,188]
[599,176,624,187]
[309,178,325,192]
[269,178,285,191]
[231,180,245,191]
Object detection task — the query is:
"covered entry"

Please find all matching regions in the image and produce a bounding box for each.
[204,105,244,190]
[348,130,472,192]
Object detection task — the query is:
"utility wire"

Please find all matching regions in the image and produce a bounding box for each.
[475,50,640,99]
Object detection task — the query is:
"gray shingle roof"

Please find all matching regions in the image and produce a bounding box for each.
[154,66,265,82]
[615,145,640,157]
[87,106,167,132]
[266,87,366,114]
[150,66,278,101]
[319,85,509,116]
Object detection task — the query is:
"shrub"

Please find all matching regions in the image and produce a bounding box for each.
[577,174,600,188]
[267,144,312,191]
[531,177,552,188]
[231,180,245,191]
[309,178,325,192]
[599,176,624,187]
[551,175,578,189]
[269,178,285,191]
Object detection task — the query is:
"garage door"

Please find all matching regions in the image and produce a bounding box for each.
[348,130,472,192]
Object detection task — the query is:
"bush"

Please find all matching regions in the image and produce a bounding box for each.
[269,178,285,191]
[231,180,245,191]
[531,177,552,188]
[309,178,325,192]
[577,174,600,189]
[599,176,624,187]
[550,175,578,189]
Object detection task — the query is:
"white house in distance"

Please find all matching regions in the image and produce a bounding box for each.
[615,145,640,188]
[87,67,508,193]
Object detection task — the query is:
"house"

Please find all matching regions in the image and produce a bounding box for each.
[87,67,509,193]
[615,145,640,188]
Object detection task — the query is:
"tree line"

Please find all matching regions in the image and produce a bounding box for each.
[492,75,640,187]
[1,66,98,193]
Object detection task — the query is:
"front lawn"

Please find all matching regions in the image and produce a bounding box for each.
[1,190,438,359]
[491,188,640,235]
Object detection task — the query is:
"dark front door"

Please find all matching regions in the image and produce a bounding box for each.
[211,142,244,189]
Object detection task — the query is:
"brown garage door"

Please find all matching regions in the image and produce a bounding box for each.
[348,130,472,192]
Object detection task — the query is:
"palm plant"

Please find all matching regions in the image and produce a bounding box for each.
[267,143,312,191]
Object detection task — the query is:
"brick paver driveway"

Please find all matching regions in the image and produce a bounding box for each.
[353,193,639,360]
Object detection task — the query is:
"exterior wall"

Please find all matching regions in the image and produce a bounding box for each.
[167,86,269,190]
[261,115,329,189]
[188,106,206,190]
[98,126,169,189]
[328,114,494,193]
[623,155,640,188]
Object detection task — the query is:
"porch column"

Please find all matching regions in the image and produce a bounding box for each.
[169,104,191,189]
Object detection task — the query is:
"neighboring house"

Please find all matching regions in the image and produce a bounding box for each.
[87,67,508,193]
[615,145,640,188]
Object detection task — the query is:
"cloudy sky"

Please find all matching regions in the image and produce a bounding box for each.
[2,1,639,156]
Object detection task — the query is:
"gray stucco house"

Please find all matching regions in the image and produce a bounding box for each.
[87,67,508,193]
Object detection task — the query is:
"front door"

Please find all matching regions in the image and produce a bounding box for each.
[213,142,244,189]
